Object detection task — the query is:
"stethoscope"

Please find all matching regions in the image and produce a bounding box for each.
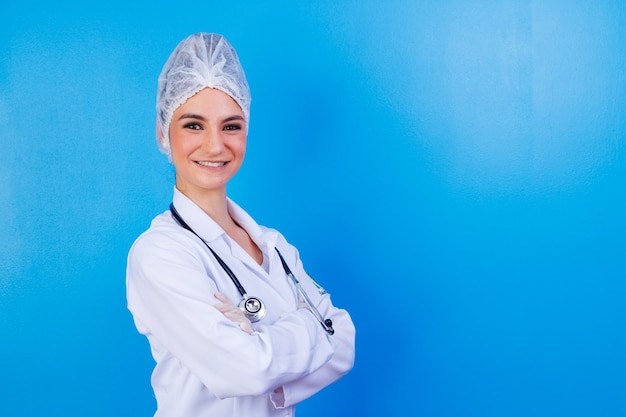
[169,204,335,335]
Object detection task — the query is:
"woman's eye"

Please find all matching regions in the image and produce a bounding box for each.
[224,124,242,131]
[184,123,202,130]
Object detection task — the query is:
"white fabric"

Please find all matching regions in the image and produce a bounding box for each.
[126,188,356,417]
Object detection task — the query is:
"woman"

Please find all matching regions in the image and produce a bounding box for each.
[126,32,356,417]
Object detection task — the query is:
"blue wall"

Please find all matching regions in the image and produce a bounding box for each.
[1,1,624,416]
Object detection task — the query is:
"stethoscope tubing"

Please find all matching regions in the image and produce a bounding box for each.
[275,248,334,335]
[169,203,334,335]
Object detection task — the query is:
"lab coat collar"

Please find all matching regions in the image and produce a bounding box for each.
[228,198,279,254]
[171,187,278,250]
[172,188,224,243]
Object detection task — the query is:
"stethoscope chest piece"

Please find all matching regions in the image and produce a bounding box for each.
[239,296,266,322]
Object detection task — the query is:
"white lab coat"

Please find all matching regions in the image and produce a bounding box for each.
[126,188,356,417]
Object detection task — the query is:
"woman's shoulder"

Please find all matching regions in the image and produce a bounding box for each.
[128,211,193,258]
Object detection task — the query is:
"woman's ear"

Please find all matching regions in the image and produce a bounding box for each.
[156,119,167,149]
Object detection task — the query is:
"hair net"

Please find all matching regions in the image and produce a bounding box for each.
[156,32,251,157]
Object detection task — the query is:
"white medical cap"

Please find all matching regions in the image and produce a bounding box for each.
[156,32,251,157]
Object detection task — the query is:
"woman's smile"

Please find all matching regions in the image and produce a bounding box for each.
[195,160,228,167]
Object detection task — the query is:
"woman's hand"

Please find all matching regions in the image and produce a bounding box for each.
[214,292,253,334]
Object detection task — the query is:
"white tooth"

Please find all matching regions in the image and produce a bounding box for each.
[197,161,226,167]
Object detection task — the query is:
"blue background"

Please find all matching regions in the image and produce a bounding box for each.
[1,1,625,416]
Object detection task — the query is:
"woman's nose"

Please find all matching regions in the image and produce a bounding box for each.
[201,130,224,153]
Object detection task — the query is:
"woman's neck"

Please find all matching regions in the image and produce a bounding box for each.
[175,184,264,265]
[176,185,236,231]
[175,184,263,265]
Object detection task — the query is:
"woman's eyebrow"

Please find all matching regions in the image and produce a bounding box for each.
[222,115,245,123]
[177,114,244,122]
[178,113,206,121]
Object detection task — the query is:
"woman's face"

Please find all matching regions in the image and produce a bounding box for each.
[168,88,247,199]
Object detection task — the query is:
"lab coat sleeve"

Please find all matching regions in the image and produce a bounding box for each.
[126,229,337,400]
[269,241,356,408]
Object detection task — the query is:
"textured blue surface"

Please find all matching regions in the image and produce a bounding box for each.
[1,1,624,416]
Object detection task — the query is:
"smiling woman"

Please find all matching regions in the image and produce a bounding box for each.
[125,32,355,417]
[168,88,248,207]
